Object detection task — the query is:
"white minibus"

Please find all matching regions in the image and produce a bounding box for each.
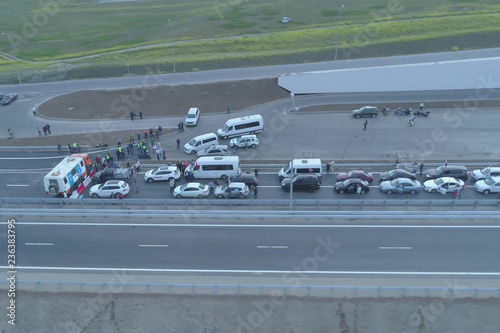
[217,114,263,139]
[278,159,323,182]
[185,156,241,180]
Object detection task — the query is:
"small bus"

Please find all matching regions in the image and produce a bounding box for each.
[278,159,323,182]
[44,155,89,196]
[185,156,241,180]
[217,114,264,139]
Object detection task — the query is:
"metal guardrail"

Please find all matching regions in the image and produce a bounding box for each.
[1,280,499,298]
[0,198,499,209]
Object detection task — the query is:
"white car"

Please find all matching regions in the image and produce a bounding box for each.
[474,177,500,195]
[144,166,181,183]
[173,182,210,198]
[197,145,230,157]
[423,177,464,193]
[471,167,500,181]
[89,180,130,198]
[213,182,249,199]
[229,135,259,148]
[185,107,200,126]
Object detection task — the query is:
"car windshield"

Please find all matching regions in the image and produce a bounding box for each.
[187,138,197,146]
[222,124,229,131]
[390,179,399,186]
[435,166,445,174]
[180,184,188,191]
[347,171,354,177]
[434,178,444,186]
[187,114,196,118]
[480,167,491,175]
[283,162,291,173]
[484,179,495,185]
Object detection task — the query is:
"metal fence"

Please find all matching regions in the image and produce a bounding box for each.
[1,280,499,299]
[0,198,499,210]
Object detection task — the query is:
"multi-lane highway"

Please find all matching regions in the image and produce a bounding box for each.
[3,219,500,275]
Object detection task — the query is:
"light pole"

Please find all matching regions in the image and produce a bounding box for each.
[1,32,22,84]
[168,19,176,73]
[334,4,344,61]
[290,92,298,111]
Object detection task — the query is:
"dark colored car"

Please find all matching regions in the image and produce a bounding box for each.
[379,169,416,182]
[91,167,132,183]
[424,165,468,181]
[230,173,258,189]
[334,178,370,194]
[352,106,378,118]
[281,175,320,192]
[0,93,18,106]
[336,170,374,183]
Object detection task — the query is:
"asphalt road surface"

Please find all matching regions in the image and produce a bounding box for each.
[4,220,500,275]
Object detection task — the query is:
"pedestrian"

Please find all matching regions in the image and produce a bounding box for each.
[37,126,42,136]
[253,186,258,199]
[137,131,141,141]
[169,178,175,193]
[135,160,141,173]
[126,144,131,156]
[57,143,62,153]
[134,179,139,193]
[130,134,135,144]
[452,187,458,199]
[326,163,330,174]
[43,126,47,135]
[130,111,135,121]
[419,102,424,111]
[412,162,418,174]
[46,124,51,135]
[254,168,259,177]
[177,122,181,133]
[32,106,37,116]
[363,120,368,131]
[180,122,184,133]
[7,128,14,139]
[163,149,166,160]
[420,163,424,176]
[356,185,362,198]
[144,130,148,140]
[330,161,335,172]
[445,160,448,167]
[115,150,120,161]
[117,137,121,146]
[458,185,465,199]
[139,111,143,119]
[152,131,156,140]
[158,125,163,136]
[227,104,231,114]
[395,158,400,169]
[126,156,131,168]
[149,128,153,138]
[156,149,160,161]
[176,138,180,149]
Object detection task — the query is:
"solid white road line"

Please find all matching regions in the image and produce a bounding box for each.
[256,245,288,249]
[4,266,500,276]
[6,223,500,228]
[379,246,412,250]
[139,244,170,248]
[6,184,30,187]
[25,243,54,246]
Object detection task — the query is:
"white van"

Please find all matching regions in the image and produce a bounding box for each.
[185,156,241,180]
[185,107,200,126]
[217,114,264,139]
[278,159,323,182]
[184,133,218,154]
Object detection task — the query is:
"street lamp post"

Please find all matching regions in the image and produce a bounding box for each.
[290,92,298,111]
[168,19,176,73]
[334,4,344,61]
[1,32,22,84]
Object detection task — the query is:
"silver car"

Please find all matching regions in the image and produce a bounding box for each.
[380,178,422,195]
[197,144,230,157]
[213,182,249,199]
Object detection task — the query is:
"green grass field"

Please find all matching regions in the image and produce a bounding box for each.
[0,0,499,83]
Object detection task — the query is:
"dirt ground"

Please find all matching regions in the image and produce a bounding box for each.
[38,78,290,120]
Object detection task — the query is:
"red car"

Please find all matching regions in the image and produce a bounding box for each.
[336,170,374,183]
